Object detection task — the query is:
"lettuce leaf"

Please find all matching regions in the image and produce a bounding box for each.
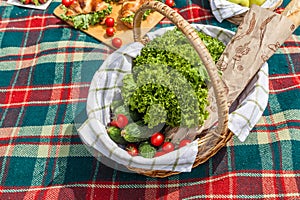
[60,5,113,30]
[121,9,152,24]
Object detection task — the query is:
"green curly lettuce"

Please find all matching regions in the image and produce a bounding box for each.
[60,5,113,30]
[121,9,152,24]
[121,28,225,129]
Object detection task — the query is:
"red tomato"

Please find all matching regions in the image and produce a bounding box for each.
[105,17,115,27]
[112,37,122,48]
[165,0,175,7]
[116,114,128,128]
[106,27,115,37]
[39,0,47,4]
[150,132,165,147]
[179,139,192,148]
[22,0,31,4]
[126,144,138,156]
[62,0,74,7]
[162,142,175,153]
[154,151,167,157]
[109,120,118,127]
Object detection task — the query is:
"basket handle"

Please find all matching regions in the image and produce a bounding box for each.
[133,1,229,135]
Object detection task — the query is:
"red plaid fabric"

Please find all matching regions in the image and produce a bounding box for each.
[0,0,299,199]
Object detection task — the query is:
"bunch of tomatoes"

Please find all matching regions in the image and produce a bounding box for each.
[107,113,192,158]
[127,131,192,158]
[149,132,192,157]
[126,132,186,157]
[103,17,123,49]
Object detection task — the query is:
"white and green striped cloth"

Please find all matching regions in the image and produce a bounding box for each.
[78,24,269,172]
[210,0,282,23]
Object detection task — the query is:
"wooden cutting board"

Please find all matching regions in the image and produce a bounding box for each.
[53,3,165,48]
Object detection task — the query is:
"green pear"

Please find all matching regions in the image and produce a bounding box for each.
[227,0,250,7]
[249,0,266,6]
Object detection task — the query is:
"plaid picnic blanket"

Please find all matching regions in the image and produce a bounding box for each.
[0,0,299,199]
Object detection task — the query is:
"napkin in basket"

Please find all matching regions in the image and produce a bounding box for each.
[78,24,269,172]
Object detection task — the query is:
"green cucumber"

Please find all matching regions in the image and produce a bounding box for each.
[121,122,153,143]
[107,126,126,144]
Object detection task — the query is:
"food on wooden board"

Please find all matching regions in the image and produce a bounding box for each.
[59,0,155,29]
[19,0,48,6]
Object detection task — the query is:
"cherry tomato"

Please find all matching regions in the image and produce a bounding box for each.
[165,0,175,7]
[105,17,115,27]
[109,120,118,127]
[109,114,128,128]
[22,0,31,4]
[126,143,139,156]
[150,132,165,147]
[179,139,192,148]
[162,142,175,153]
[112,37,122,48]
[154,151,167,157]
[39,0,47,4]
[62,0,74,7]
[106,27,115,37]
[116,114,129,128]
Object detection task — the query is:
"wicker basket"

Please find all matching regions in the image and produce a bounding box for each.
[78,0,298,179]
[209,0,283,25]
[127,1,233,178]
